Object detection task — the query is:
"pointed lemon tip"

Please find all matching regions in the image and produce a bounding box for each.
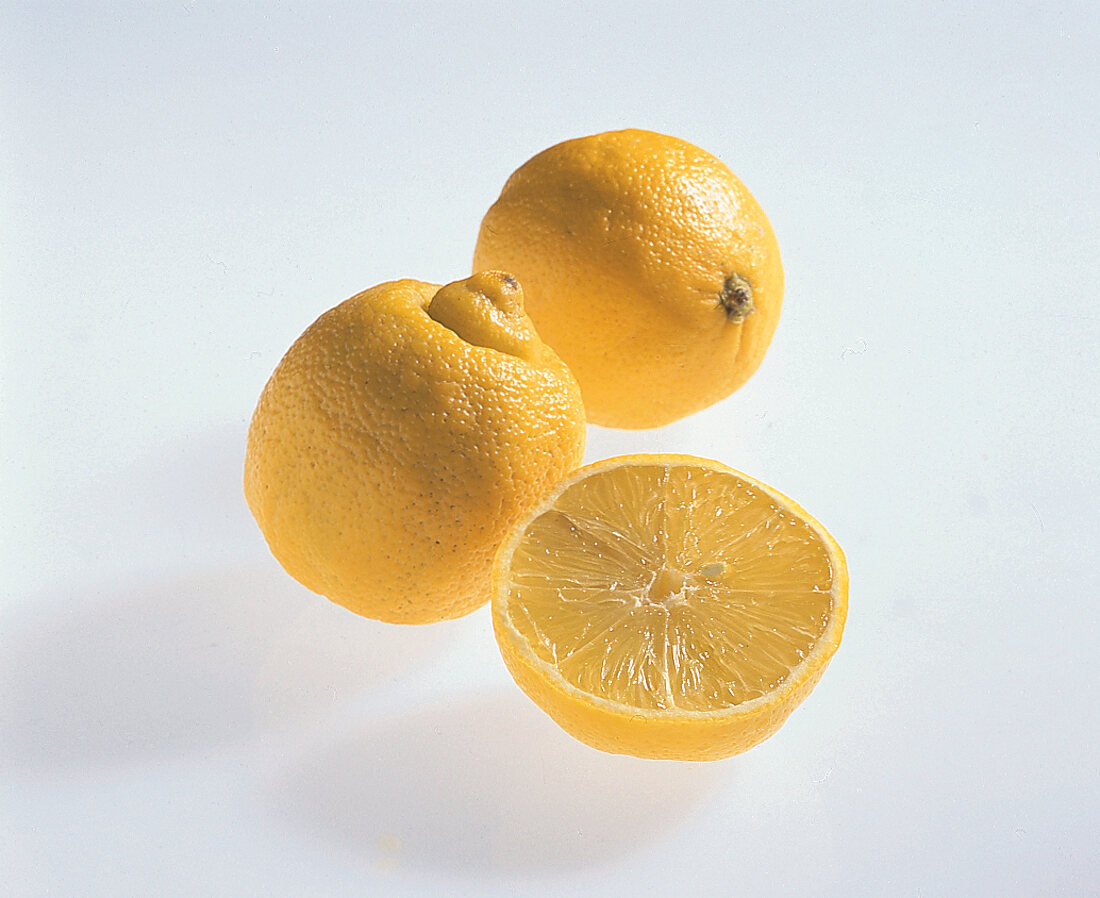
[427,271,538,359]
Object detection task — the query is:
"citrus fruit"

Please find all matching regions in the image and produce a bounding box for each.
[473,128,784,429]
[491,454,847,760]
[244,271,586,624]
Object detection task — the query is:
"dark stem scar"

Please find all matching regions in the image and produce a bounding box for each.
[719,273,755,323]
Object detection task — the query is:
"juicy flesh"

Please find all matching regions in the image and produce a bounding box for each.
[506,465,836,711]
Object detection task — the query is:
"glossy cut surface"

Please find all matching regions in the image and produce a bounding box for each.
[493,455,847,760]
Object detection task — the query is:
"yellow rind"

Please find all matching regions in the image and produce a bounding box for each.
[473,129,785,429]
[245,275,587,625]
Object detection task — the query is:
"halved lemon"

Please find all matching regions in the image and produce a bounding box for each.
[491,454,848,761]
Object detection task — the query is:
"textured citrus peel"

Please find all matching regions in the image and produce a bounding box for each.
[427,270,540,361]
[243,273,587,625]
[472,129,783,427]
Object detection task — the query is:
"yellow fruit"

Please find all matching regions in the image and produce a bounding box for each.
[474,128,784,429]
[244,272,587,624]
[491,454,847,760]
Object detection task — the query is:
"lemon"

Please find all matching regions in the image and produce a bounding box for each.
[244,272,587,624]
[491,454,847,760]
[474,128,784,429]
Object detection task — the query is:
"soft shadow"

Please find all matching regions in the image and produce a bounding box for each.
[0,564,449,774]
[264,691,725,874]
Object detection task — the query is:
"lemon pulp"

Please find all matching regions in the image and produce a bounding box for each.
[503,463,837,713]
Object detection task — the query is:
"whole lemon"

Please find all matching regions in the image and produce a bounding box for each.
[244,272,586,624]
[473,129,784,429]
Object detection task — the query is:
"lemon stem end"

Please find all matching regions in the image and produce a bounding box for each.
[720,273,755,323]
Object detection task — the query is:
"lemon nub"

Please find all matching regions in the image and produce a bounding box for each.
[503,463,836,713]
[426,271,539,360]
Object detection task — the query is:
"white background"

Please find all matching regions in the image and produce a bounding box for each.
[3,3,1098,895]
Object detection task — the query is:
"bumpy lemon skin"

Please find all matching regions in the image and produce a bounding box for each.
[474,129,784,429]
[490,454,848,760]
[245,275,587,625]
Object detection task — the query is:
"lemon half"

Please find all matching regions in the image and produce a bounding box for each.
[491,454,847,760]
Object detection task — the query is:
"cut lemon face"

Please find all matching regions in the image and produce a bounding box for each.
[491,454,848,761]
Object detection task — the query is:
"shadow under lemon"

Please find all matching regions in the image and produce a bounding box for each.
[0,563,450,775]
[262,691,726,874]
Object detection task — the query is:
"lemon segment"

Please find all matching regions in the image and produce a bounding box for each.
[492,455,847,760]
